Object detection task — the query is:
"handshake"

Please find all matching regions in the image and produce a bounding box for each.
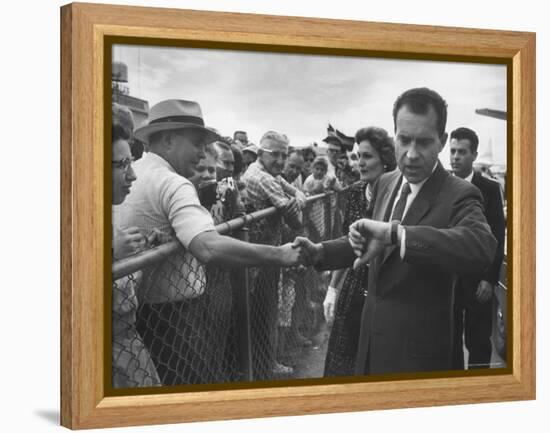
[280,218,394,269]
[280,236,323,268]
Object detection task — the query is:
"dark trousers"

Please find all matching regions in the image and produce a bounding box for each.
[453,282,494,370]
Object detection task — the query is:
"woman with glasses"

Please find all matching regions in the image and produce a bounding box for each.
[323,126,396,377]
[111,104,161,388]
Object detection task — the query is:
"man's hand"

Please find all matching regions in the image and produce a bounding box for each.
[349,219,392,270]
[294,190,307,209]
[113,226,147,260]
[323,286,339,324]
[279,241,305,267]
[476,280,494,303]
[292,236,323,266]
[282,198,301,220]
[146,228,173,247]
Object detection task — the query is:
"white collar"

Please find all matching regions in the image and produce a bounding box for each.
[401,161,438,194]
[451,169,474,183]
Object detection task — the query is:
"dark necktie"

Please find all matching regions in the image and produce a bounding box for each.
[390,182,411,222]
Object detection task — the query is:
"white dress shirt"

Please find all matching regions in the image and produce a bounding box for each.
[392,162,438,258]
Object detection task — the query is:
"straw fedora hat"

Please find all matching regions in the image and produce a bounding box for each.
[134,99,220,144]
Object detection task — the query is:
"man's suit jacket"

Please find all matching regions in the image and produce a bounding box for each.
[319,163,497,375]
[469,171,506,286]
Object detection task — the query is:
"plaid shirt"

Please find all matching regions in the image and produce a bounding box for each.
[242,160,298,211]
[242,160,299,245]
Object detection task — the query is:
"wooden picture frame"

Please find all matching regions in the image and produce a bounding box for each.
[60,2,535,429]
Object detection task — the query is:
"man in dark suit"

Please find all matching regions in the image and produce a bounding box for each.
[449,127,506,369]
[294,88,497,375]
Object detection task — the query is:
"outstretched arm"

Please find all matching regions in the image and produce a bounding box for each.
[188,230,304,268]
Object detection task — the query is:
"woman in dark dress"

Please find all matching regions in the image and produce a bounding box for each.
[323,127,396,377]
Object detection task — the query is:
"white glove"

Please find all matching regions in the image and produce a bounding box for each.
[323,286,339,324]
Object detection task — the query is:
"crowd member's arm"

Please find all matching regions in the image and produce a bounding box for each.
[324,268,348,323]
[189,230,302,268]
[280,176,307,208]
[280,198,303,230]
[253,176,303,230]
[165,177,304,268]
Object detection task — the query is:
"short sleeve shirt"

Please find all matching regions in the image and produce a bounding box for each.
[114,153,215,303]
[114,153,215,247]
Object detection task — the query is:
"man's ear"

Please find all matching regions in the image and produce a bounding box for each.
[161,131,177,154]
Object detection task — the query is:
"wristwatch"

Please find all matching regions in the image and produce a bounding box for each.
[390,220,400,245]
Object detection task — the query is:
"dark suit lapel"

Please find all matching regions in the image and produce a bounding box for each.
[471,171,482,189]
[401,162,447,226]
[378,173,402,222]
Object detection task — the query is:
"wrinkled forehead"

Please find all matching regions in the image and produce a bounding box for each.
[262,138,288,153]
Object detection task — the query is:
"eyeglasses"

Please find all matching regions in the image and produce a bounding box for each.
[260,148,287,160]
[112,157,134,171]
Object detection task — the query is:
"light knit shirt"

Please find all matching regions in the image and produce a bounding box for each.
[114,152,216,303]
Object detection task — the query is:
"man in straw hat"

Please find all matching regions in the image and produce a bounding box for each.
[114,99,305,385]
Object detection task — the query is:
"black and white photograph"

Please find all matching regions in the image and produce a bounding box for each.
[110,43,508,390]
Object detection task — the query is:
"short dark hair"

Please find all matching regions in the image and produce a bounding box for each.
[355,126,397,172]
[450,127,479,153]
[302,146,317,160]
[231,144,244,176]
[234,130,247,138]
[392,87,448,137]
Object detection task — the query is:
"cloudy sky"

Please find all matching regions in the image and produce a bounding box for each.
[113,44,507,166]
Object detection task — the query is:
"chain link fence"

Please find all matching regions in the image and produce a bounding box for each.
[112,189,349,388]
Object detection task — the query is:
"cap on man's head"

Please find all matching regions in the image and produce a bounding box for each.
[133,99,220,144]
[321,123,354,152]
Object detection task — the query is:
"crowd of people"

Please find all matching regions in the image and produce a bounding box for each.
[111,86,505,388]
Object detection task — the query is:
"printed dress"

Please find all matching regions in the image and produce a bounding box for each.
[323,180,371,377]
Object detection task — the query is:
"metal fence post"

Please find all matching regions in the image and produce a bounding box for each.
[324,193,333,239]
[231,226,253,381]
